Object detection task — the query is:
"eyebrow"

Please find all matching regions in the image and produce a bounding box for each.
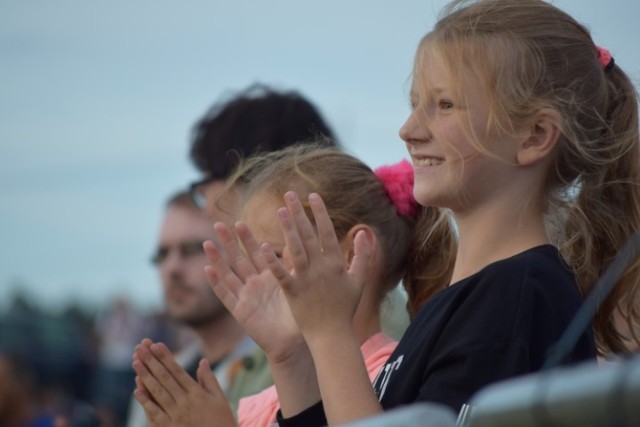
[410,87,448,103]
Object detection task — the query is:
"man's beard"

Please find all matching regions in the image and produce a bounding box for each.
[180,306,226,329]
[166,280,227,328]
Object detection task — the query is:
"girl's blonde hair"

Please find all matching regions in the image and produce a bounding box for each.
[227,141,455,308]
[418,0,640,353]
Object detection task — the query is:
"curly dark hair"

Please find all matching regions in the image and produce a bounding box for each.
[189,83,339,180]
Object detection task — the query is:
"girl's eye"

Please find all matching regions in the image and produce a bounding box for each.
[439,100,454,110]
[409,97,418,110]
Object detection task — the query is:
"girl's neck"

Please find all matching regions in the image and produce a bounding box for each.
[352,282,382,345]
[449,197,549,284]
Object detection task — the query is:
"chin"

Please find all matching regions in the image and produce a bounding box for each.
[166,305,194,320]
[413,191,436,207]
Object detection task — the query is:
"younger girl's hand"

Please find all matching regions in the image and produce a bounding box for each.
[132,340,235,427]
[204,221,304,364]
[265,192,372,343]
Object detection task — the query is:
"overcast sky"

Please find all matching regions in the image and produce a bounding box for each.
[1,0,638,311]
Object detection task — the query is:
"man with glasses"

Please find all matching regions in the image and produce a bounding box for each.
[152,191,252,380]
[127,191,258,427]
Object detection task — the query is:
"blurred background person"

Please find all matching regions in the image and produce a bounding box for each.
[126,191,259,427]
[0,294,99,427]
[0,351,56,427]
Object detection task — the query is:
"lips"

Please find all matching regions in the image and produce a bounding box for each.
[166,283,194,300]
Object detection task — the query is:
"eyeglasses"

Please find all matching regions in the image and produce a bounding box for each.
[151,240,205,266]
[188,176,217,209]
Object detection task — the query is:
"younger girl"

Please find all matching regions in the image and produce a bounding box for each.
[211,0,638,425]
[131,144,454,426]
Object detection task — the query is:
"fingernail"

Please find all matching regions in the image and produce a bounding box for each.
[285,192,297,202]
[132,361,146,373]
[278,208,289,221]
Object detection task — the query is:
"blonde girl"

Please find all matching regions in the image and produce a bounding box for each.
[229,0,638,425]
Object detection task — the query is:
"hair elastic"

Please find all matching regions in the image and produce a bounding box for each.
[597,46,615,71]
[374,159,418,218]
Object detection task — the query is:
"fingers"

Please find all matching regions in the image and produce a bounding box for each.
[307,193,344,264]
[272,192,345,291]
[133,343,189,407]
[132,357,176,413]
[148,342,198,391]
[235,221,268,271]
[196,359,237,427]
[197,358,225,397]
[262,242,296,290]
[134,383,171,426]
[203,240,242,307]
[283,192,325,264]
[214,221,259,280]
[349,230,372,284]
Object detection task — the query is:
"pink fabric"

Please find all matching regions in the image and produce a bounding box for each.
[236,333,398,427]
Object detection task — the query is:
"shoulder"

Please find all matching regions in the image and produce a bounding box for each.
[237,385,279,427]
[469,245,578,300]
[427,246,582,345]
[484,244,569,279]
[362,333,398,381]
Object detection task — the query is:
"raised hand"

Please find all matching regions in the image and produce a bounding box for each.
[132,339,236,427]
[263,192,382,425]
[263,192,372,343]
[204,218,324,416]
[204,221,302,363]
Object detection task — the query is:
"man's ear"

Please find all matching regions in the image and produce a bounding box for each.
[341,224,377,269]
[516,108,563,166]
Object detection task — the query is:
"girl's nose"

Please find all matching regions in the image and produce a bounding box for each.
[399,110,431,145]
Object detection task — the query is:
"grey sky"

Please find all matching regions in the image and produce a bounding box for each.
[1,0,638,310]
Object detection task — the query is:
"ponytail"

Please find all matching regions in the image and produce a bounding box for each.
[403,208,456,317]
[559,63,640,354]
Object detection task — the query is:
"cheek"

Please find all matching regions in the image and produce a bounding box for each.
[158,265,172,283]
[187,261,209,284]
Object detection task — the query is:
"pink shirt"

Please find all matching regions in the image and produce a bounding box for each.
[237,333,398,427]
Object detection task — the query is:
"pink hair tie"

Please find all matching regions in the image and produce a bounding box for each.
[374,159,418,218]
[597,46,615,71]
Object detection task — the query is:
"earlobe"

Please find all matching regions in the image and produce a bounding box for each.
[516,109,562,166]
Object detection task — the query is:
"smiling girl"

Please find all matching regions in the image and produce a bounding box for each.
[234,0,639,425]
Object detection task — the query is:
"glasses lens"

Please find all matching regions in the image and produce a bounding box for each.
[189,177,216,209]
[150,247,168,265]
[189,182,207,209]
[151,241,205,266]
[191,189,207,209]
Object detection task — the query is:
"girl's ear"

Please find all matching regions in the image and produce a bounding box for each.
[341,224,377,269]
[516,108,563,166]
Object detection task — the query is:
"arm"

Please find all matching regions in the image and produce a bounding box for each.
[265,192,383,425]
[204,221,321,417]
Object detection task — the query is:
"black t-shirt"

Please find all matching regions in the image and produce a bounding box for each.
[277,245,596,426]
